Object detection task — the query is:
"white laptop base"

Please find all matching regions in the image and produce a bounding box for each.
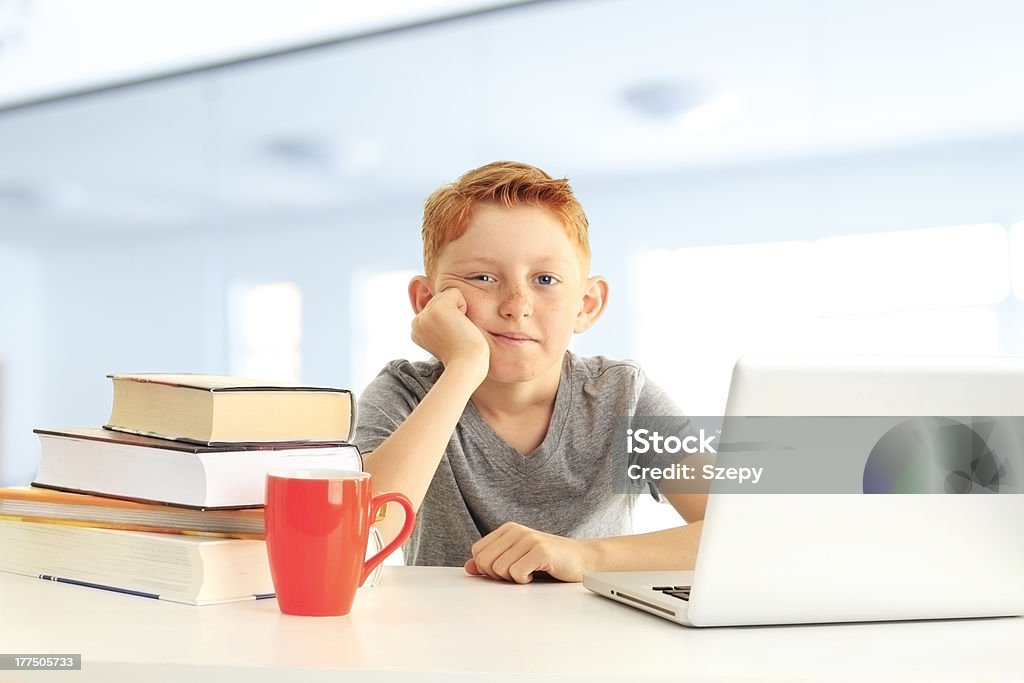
[585,571,697,626]
[584,356,1024,627]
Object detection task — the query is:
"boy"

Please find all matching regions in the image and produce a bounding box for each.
[354,161,706,584]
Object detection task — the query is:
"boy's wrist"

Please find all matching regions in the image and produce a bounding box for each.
[441,354,489,386]
[579,537,606,574]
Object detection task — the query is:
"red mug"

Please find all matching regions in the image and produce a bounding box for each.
[265,470,415,616]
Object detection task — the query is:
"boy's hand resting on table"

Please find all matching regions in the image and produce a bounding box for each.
[411,287,490,381]
[465,522,597,584]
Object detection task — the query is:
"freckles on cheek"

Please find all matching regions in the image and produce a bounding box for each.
[543,300,576,316]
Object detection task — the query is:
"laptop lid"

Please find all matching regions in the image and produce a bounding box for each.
[683,355,1024,626]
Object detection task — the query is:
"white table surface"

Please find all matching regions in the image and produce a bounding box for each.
[1,566,1022,683]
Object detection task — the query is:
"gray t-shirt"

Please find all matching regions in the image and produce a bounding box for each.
[353,351,687,567]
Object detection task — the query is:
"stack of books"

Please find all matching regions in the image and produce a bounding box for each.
[0,373,362,605]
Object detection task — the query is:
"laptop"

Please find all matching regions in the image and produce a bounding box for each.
[584,355,1024,627]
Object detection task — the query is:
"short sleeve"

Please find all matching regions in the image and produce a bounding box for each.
[634,373,684,417]
[351,361,432,455]
[629,371,701,500]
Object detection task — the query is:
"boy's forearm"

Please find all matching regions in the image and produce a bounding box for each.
[583,522,704,573]
[363,360,482,540]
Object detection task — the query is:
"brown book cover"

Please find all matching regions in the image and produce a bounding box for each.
[0,485,265,539]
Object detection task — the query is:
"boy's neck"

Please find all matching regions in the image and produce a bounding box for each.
[470,360,563,419]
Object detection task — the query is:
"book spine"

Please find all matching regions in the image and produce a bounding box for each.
[37,574,160,600]
[347,389,357,446]
[35,574,276,605]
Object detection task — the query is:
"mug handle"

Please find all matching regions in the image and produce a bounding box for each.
[361,492,415,586]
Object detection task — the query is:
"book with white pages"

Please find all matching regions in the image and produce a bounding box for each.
[0,518,273,605]
[33,428,363,509]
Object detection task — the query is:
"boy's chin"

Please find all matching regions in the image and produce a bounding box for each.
[484,357,562,385]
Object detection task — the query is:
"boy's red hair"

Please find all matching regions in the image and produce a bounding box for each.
[421,161,590,276]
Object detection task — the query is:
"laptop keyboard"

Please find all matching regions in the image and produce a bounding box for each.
[652,585,691,601]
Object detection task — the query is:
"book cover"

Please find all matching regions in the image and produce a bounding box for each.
[34,427,356,454]
[33,428,363,509]
[108,373,353,393]
[0,485,265,538]
[0,519,273,605]
[104,373,356,445]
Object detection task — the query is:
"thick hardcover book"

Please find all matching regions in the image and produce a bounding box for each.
[0,519,273,605]
[33,428,362,509]
[0,485,264,539]
[104,373,355,445]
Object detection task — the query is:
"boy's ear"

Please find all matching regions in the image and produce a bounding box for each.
[574,276,609,333]
[408,275,434,314]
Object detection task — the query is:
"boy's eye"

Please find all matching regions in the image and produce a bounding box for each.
[471,274,495,283]
[536,275,557,286]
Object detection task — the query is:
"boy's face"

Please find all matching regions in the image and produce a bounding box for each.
[429,203,599,385]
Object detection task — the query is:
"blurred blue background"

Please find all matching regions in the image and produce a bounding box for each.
[1,0,1023,488]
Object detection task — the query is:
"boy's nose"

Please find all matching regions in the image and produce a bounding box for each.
[498,287,532,320]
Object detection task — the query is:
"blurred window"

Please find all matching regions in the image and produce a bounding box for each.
[1012,221,1024,300]
[351,269,430,395]
[228,281,302,382]
[633,223,1009,416]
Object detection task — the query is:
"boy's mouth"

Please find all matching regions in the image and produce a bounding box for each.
[489,331,537,346]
